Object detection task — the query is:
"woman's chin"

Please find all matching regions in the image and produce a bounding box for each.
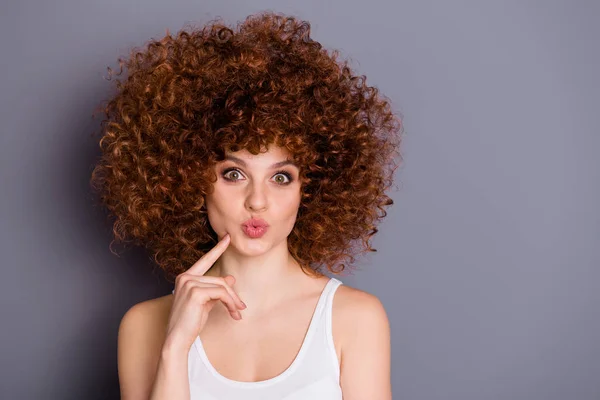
[231,235,272,255]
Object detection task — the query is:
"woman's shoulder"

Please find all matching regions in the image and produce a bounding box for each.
[332,281,391,391]
[117,294,173,365]
[333,281,388,319]
[117,294,174,398]
[119,293,173,339]
[332,281,391,348]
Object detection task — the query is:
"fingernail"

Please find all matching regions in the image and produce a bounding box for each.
[241,301,247,309]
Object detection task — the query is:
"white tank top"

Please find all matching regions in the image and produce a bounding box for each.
[178,277,343,400]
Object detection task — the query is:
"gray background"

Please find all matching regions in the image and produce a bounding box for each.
[1,1,598,399]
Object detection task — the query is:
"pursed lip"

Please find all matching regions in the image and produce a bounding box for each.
[242,217,269,228]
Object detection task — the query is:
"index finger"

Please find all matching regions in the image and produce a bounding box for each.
[187,233,231,276]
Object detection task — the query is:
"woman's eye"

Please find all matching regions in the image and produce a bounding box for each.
[272,171,293,185]
[222,169,293,185]
[223,169,242,181]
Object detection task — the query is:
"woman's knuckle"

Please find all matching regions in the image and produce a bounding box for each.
[182,278,195,290]
[190,286,204,299]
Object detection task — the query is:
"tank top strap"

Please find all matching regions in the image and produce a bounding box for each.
[301,277,343,338]
[323,277,343,307]
[310,277,342,322]
[312,276,343,379]
[322,277,343,325]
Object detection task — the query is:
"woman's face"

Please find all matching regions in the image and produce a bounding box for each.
[205,144,302,255]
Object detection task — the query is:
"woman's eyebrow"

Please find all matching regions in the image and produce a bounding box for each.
[223,155,298,169]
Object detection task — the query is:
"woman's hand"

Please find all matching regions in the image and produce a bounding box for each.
[164,233,246,352]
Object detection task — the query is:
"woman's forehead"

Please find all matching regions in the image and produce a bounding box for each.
[223,144,293,163]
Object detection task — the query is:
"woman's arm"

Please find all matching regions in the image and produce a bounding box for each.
[338,290,392,399]
[118,298,191,400]
[149,340,191,400]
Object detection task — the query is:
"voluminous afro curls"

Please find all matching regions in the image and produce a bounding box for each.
[90,11,403,281]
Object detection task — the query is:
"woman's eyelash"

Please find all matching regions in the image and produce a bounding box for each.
[221,168,294,184]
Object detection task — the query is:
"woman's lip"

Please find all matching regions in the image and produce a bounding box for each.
[242,218,269,228]
[242,224,268,238]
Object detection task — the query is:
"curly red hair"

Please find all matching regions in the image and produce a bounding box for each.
[90,11,403,282]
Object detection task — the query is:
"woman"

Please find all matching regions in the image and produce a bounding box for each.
[91,11,403,399]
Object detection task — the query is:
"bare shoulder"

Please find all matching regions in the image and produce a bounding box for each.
[117,294,173,399]
[331,283,391,353]
[120,293,173,327]
[333,283,390,330]
[332,282,392,399]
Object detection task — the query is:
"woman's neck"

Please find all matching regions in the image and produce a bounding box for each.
[204,240,314,316]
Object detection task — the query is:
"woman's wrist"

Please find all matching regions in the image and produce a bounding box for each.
[161,333,192,359]
[150,336,191,400]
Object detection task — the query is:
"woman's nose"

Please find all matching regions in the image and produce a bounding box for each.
[244,181,268,212]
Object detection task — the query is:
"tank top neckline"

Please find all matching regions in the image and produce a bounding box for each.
[192,277,342,389]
